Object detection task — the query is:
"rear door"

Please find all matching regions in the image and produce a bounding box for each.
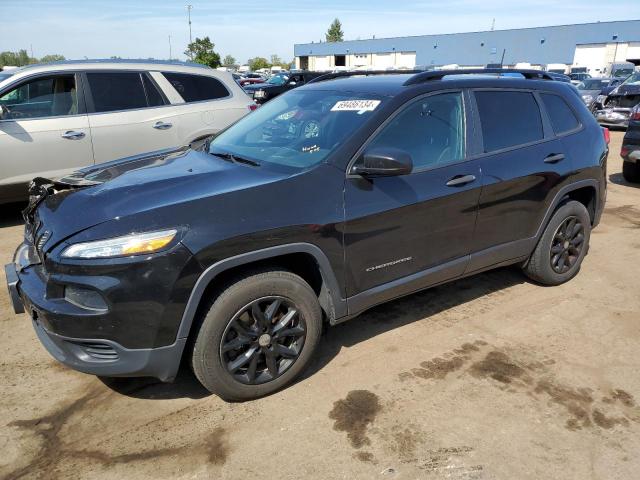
[469,89,574,271]
[0,72,93,199]
[344,91,482,299]
[85,71,181,164]
[159,71,248,145]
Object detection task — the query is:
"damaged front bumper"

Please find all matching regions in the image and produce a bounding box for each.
[595,108,631,128]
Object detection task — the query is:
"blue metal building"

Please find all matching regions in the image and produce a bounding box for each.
[294,20,640,73]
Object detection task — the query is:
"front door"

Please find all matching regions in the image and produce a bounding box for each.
[344,91,482,302]
[0,73,93,201]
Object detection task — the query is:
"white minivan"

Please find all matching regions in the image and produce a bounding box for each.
[0,60,256,203]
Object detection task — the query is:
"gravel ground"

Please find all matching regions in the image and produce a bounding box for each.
[1,131,639,480]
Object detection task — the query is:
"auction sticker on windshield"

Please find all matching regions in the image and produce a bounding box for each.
[331,99,381,114]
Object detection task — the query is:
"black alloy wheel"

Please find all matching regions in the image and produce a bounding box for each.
[220,296,306,385]
[549,216,584,274]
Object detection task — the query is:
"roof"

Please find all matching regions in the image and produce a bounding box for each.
[294,19,640,67]
[301,70,574,96]
[0,59,222,88]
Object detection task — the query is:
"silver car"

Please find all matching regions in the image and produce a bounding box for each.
[0,60,256,203]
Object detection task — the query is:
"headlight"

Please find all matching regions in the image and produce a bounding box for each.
[596,95,607,104]
[581,94,593,104]
[254,90,266,99]
[61,229,178,259]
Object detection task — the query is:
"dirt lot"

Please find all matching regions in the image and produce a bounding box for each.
[1,131,639,480]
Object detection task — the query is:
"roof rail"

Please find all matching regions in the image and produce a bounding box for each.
[403,68,553,86]
[24,58,211,69]
[307,69,424,84]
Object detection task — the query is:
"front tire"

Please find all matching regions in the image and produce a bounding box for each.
[191,270,322,401]
[622,161,640,183]
[523,201,591,286]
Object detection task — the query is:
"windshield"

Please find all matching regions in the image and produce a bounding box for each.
[614,69,634,78]
[577,79,608,90]
[209,90,385,170]
[621,72,640,86]
[267,75,288,86]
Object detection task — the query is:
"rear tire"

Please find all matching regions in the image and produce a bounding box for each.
[523,201,591,286]
[622,161,640,183]
[191,270,322,401]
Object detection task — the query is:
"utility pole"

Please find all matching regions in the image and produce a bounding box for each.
[30,44,34,60]
[186,5,193,59]
[491,18,495,31]
[169,35,172,60]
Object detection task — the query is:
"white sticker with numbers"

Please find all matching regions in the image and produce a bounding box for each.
[331,99,381,114]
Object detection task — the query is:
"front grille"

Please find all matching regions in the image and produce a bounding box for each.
[74,342,119,361]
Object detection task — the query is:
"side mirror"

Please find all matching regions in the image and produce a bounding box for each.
[352,147,413,177]
[0,104,8,120]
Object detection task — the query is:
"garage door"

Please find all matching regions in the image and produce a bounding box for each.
[373,53,393,69]
[397,52,416,69]
[314,56,330,71]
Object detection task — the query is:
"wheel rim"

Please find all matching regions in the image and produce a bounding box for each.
[550,215,585,274]
[219,296,306,385]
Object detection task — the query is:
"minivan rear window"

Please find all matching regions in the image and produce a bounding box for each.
[540,93,580,135]
[162,72,229,102]
[475,91,543,153]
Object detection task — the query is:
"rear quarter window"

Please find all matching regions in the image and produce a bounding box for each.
[540,93,580,135]
[162,72,230,102]
[475,90,544,153]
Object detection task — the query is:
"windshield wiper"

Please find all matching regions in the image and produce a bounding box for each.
[210,151,260,167]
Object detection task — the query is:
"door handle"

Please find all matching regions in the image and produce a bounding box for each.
[446,174,476,187]
[61,130,85,140]
[153,121,173,130]
[544,153,565,164]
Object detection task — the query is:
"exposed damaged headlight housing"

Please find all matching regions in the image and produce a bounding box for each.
[61,229,178,259]
[581,94,593,104]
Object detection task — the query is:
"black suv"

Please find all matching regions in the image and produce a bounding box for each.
[244,71,322,104]
[6,69,608,401]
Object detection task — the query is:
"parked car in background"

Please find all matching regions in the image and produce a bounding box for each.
[621,104,640,182]
[0,59,255,204]
[546,72,572,83]
[244,71,322,104]
[6,69,607,401]
[594,71,640,129]
[238,73,266,87]
[592,77,627,112]
[569,72,591,85]
[576,78,614,108]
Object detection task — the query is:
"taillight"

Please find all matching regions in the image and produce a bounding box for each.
[632,107,640,121]
[248,104,258,112]
[602,127,610,145]
[621,146,630,157]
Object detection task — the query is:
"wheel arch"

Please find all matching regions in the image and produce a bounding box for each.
[176,243,346,342]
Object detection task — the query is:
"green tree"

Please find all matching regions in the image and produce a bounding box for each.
[0,50,36,67]
[270,54,282,67]
[222,54,237,68]
[326,18,344,42]
[184,36,221,68]
[39,54,66,63]
[248,57,270,71]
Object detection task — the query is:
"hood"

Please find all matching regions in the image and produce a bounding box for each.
[30,147,287,249]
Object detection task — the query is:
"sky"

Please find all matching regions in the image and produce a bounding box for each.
[1,0,639,65]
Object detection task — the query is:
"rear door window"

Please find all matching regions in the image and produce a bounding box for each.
[142,74,165,107]
[87,72,148,113]
[540,93,580,135]
[475,90,544,153]
[161,72,229,102]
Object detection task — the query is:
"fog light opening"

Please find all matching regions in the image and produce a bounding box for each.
[64,286,108,312]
